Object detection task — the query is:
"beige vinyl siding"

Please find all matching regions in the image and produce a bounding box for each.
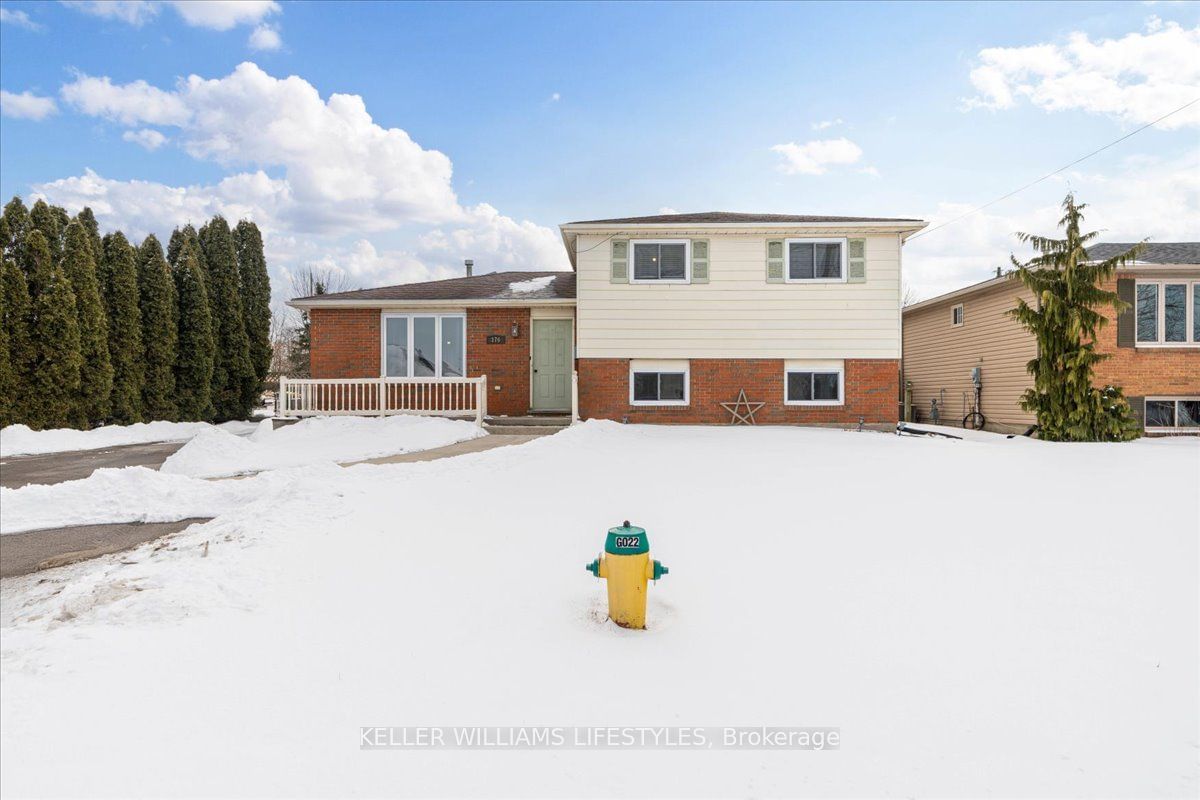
[902,280,1037,431]
[575,231,903,359]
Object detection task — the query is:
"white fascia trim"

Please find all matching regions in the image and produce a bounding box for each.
[288,298,577,310]
[560,221,927,232]
[902,275,1012,315]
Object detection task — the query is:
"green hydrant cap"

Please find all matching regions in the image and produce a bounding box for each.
[605,522,649,555]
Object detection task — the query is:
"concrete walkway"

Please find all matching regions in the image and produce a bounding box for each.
[346,433,542,466]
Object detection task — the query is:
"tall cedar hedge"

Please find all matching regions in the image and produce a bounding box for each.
[137,235,178,421]
[0,196,270,430]
[100,232,145,425]
[62,220,113,426]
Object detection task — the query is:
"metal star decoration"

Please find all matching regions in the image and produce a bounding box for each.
[720,389,765,425]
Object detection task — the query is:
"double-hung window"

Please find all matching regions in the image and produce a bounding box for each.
[382,314,465,377]
[631,240,689,283]
[1135,280,1200,346]
[629,360,689,405]
[784,361,844,405]
[786,238,846,282]
[1144,398,1200,431]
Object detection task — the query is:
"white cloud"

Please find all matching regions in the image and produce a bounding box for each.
[61,1,159,26]
[122,128,168,150]
[770,137,864,175]
[549,92,561,102]
[62,0,279,35]
[0,89,58,120]
[248,23,281,51]
[37,63,568,306]
[903,151,1200,301]
[657,207,679,215]
[963,21,1200,128]
[61,73,190,125]
[811,118,842,131]
[0,8,44,30]
[168,0,277,30]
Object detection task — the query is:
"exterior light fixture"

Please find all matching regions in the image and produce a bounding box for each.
[511,321,520,338]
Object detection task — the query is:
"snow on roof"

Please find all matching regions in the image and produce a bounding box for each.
[508,275,556,294]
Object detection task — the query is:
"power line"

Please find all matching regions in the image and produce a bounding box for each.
[907,97,1200,243]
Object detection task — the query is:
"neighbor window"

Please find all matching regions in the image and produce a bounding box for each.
[1136,281,1200,346]
[629,360,689,405]
[1144,398,1200,430]
[631,240,688,282]
[784,361,844,405]
[786,238,845,282]
[381,314,466,378]
[951,304,964,327]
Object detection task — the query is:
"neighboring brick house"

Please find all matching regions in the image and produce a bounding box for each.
[289,211,929,425]
[901,243,1200,435]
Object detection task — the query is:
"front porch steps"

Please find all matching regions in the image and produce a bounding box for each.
[484,415,572,436]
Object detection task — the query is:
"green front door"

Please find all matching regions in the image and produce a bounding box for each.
[531,319,572,411]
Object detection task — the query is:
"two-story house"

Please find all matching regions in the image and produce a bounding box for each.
[287,212,928,426]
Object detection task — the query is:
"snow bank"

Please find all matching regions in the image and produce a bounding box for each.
[0,420,259,457]
[159,414,485,478]
[1,423,1196,797]
[508,275,555,293]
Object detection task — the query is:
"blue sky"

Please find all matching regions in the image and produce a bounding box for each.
[1,0,1197,304]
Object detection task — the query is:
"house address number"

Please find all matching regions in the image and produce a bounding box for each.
[486,335,506,344]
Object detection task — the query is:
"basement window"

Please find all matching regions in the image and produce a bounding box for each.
[1144,398,1200,431]
[629,360,689,406]
[785,360,844,406]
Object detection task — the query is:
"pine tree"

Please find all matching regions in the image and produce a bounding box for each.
[62,221,113,427]
[29,200,63,264]
[137,234,178,421]
[0,257,17,427]
[172,245,215,421]
[27,253,82,430]
[235,220,271,406]
[1008,193,1142,442]
[1,197,29,262]
[199,217,254,420]
[1,256,33,425]
[100,232,145,424]
[76,207,104,269]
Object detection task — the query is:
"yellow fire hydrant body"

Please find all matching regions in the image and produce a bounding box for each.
[586,522,668,629]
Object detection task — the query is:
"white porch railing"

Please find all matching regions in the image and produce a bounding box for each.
[278,375,488,427]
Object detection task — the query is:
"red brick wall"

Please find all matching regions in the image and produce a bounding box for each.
[467,307,531,416]
[577,358,899,424]
[310,308,380,378]
[1091,275,1200,397]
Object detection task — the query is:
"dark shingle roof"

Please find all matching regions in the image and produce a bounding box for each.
[1086,242,1200,265]
[564,211,924,225]
[295,271,575,303]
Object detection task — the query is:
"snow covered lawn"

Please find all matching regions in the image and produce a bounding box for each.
[0,419,260,457]
[160,414,486,478]
[1,423,1196,797]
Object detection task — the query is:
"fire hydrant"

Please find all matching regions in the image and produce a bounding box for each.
[585,521,668,629]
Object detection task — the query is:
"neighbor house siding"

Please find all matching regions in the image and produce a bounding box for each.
[902,280,1037,431]
[574,231,903,359]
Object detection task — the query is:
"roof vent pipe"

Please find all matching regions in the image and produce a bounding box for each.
[465,258,474,277]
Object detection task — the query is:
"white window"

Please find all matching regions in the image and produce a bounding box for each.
[951,304,964,327]
[381,314,465,378]
[785,238,846,283]
[1135,280,1200,346]
[631,240,689,283]
[629,359,689,406]
[1144,397,1200,431]
[784,360,844,406]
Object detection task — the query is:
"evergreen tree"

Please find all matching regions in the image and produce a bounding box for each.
[62,221,113,427]
[1008,193,1142,442]
[136,235,178,421]
[199,217,254,420]
[27,252,82,430]
[0,257,17,427]
[1,197,29,262]
[235,220,271,404]
[28,200,62,264]
[172,246,215,421]
[76,207,104,269]
[100,232,145,424]
[1,258,32,426]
